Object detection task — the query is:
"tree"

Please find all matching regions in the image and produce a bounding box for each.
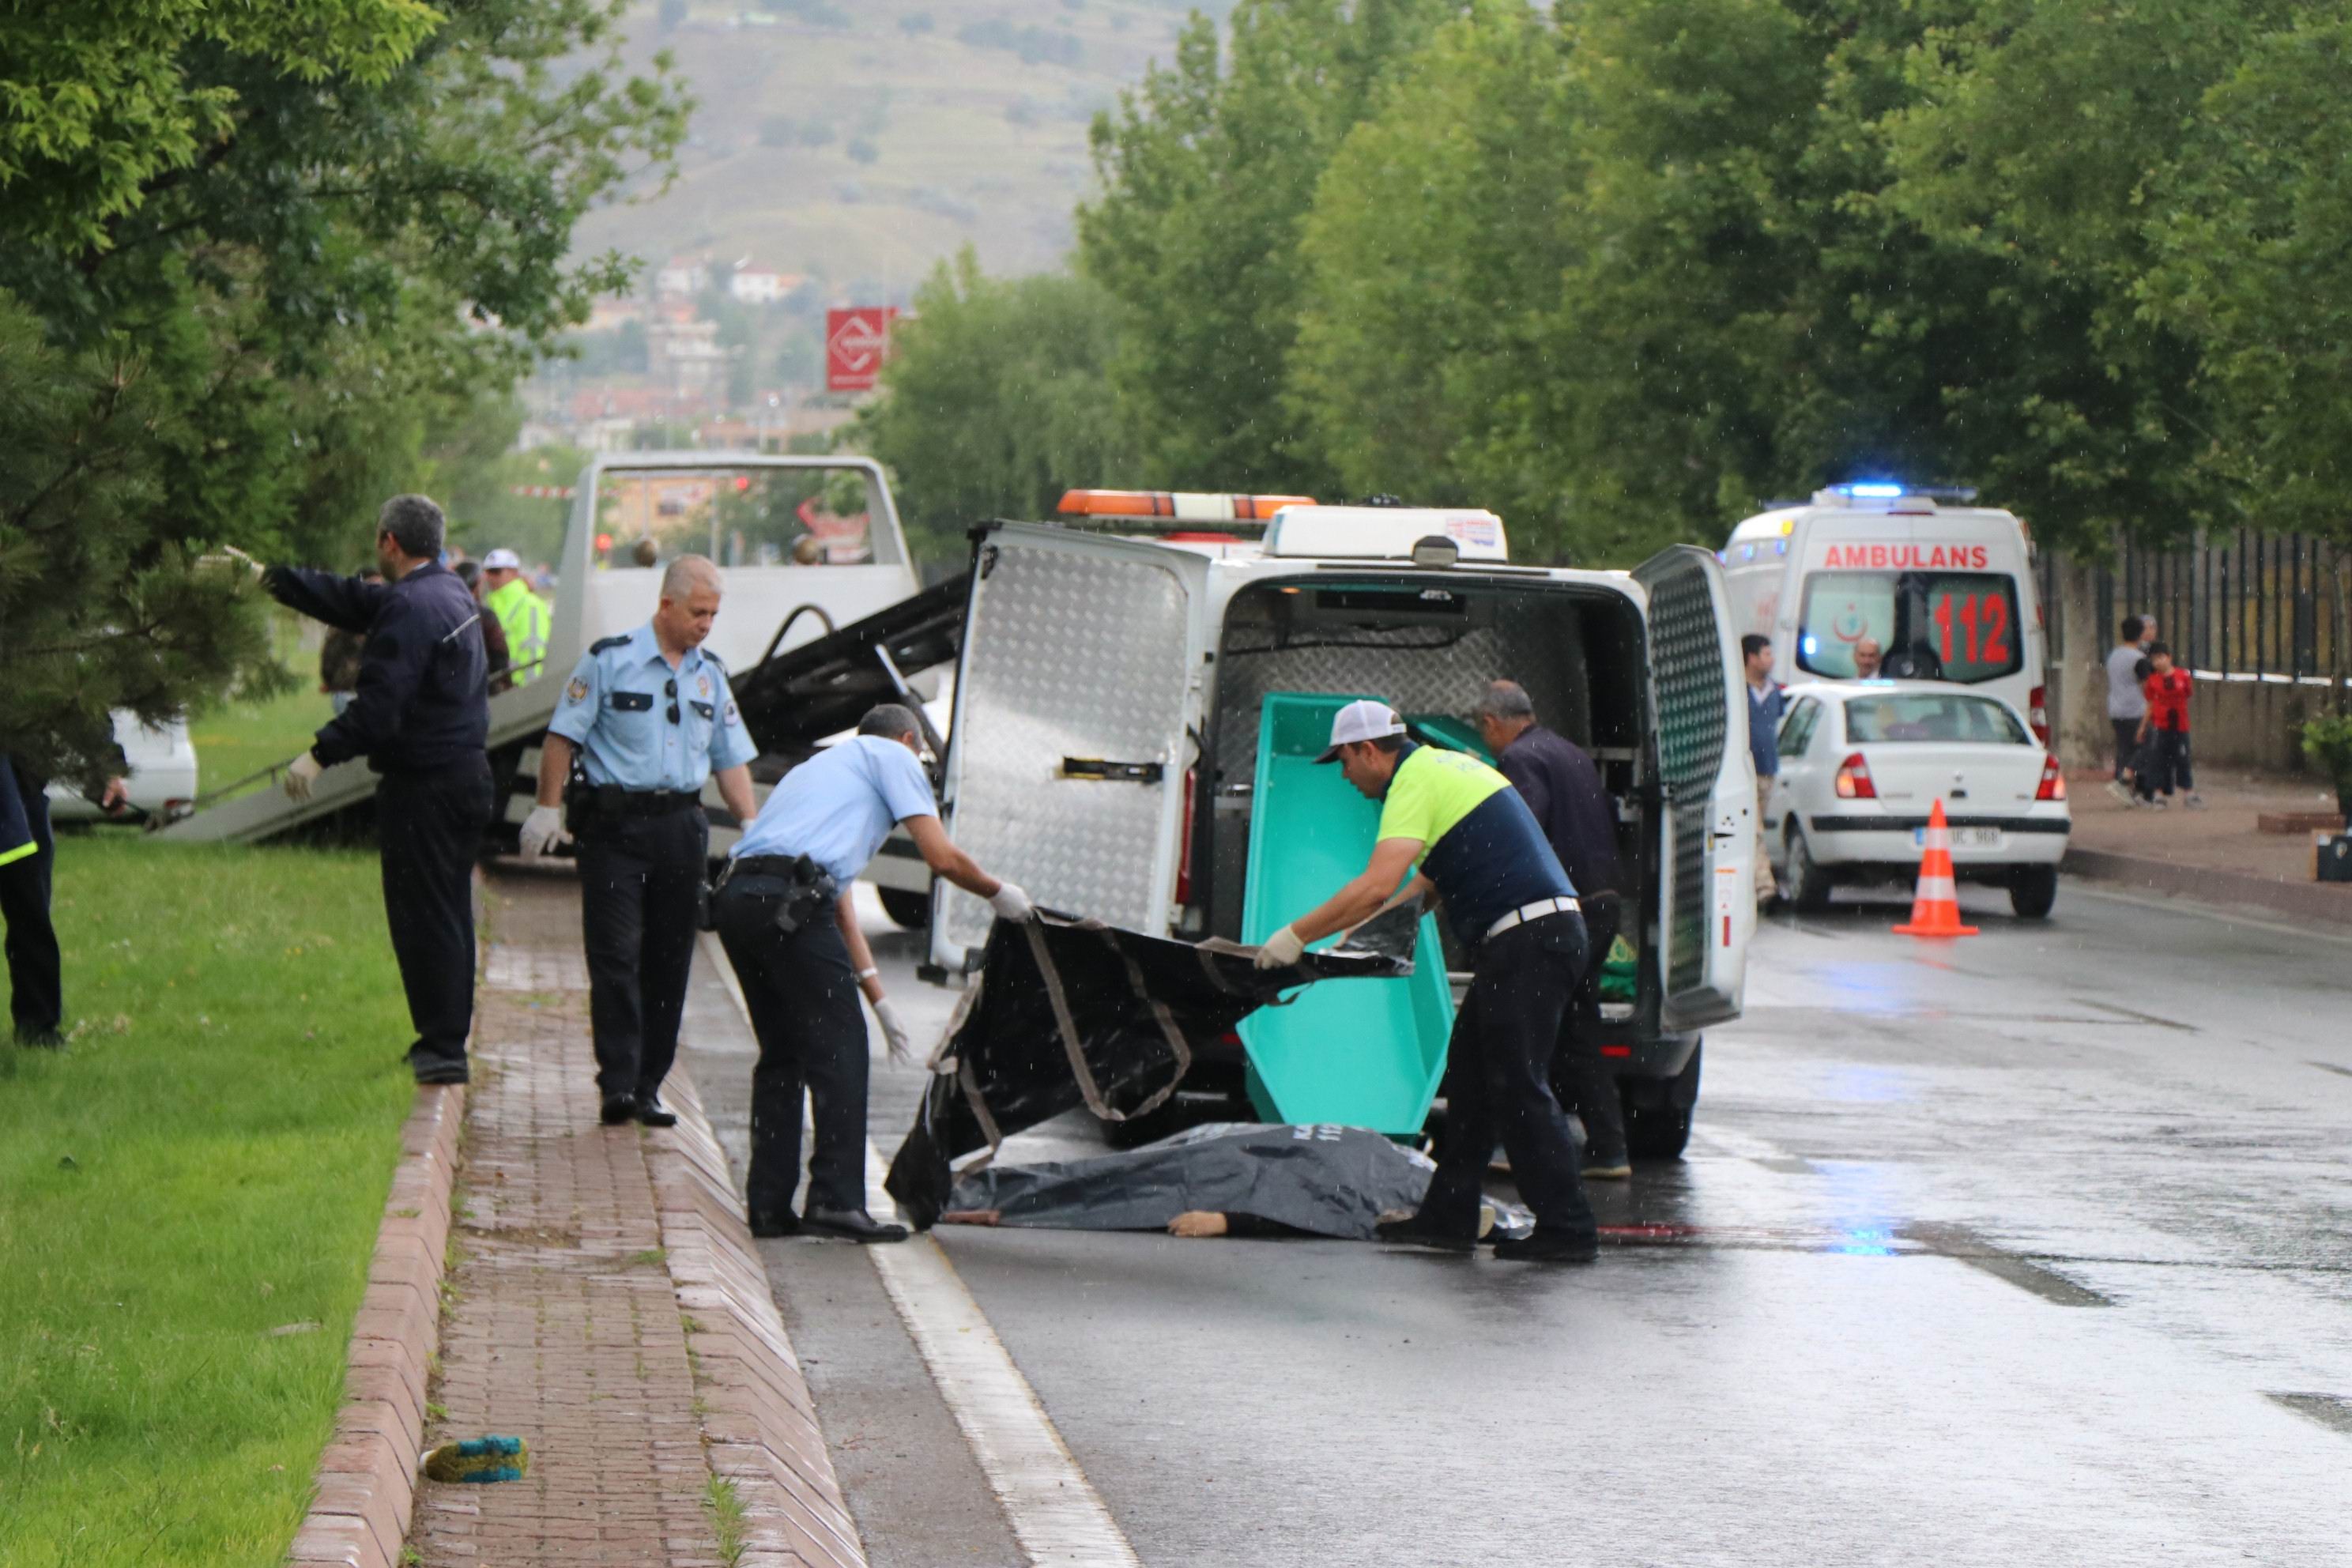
[1078,0,1457,493]
[1289,5,1581,551]
[846,251,1138,567]
[0,0,686,782]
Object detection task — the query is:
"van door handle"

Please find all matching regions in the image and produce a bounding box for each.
[1060,758,1166,784]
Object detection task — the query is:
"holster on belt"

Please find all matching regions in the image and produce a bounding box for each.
[715,853,839,937]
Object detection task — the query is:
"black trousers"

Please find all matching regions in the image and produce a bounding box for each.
[577,806,707,1102]
[714,883,866,1219]
[2138,728,2194,798]
[377,759,495,1073]
[1,768,60,1042]
[2113,718,2143,781]
[1549,894,1628,1165]
[1419,913,1598,1243]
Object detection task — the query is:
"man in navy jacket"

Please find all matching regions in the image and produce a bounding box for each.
[265,495,492,1084]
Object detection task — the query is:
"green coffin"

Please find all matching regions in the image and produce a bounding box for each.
[1239,692,1456,1134]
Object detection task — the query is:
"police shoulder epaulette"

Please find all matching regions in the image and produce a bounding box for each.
[701,650,727,673]
[588,635,631,654]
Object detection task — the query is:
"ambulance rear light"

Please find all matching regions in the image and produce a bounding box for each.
[2028,684,2050,746]
[1834,753,1876,800]
[1057,489,1314,522]
[2035,752,2067,802]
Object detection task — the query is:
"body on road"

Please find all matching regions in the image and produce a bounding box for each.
[265,494,492,1084]
[528,554,759,1128]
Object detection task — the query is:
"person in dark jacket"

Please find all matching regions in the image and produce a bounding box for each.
[451,560,514,695]
[264,495,492,1084]
[1475,680,1632,1179]
[2,758,126,1047]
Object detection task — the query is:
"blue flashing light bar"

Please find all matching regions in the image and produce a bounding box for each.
[1842,481,1905,499]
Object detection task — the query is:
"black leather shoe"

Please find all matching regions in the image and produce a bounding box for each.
[1373,1215,1476,1253]
[599,1094,637,1126]
[632,1095,678,1128]
[14,1029,65,1050]
[748,1211,800,1238]
[412,1059,469,1086]
[1491,1230,1600,1264]
[801,1206,910,1244]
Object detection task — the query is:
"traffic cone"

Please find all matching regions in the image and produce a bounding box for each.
[1892,800,1979,937]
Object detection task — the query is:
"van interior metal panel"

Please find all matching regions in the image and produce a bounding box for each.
[1199,575,1653,1009]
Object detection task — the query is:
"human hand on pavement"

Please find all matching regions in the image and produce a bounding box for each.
[518,804,571,860]
[988,880,1035,923]
[871,996,915,1066]
[1253,924,1305,971]
[284,752,323,802]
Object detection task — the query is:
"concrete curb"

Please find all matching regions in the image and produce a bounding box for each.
[2064,845,2352,928]
[287,1082,465,1568]
[648,1065,871,1568]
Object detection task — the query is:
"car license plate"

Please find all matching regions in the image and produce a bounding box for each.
[1918,826,2003,850]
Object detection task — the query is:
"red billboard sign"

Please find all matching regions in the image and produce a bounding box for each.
[825,307,897,392]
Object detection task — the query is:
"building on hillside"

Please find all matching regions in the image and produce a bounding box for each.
[585,296,646,333]
[647,315,733,398]
[726,259,800,304]
[655,255,709,298]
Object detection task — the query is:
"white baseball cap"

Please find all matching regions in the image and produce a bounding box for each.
[1314,699,1407,763]
[482,547,522,570]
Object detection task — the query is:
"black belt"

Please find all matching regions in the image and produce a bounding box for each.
[607,787,702,816]
[732,854,818,878]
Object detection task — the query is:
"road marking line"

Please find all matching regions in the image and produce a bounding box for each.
[701,934,1139,1566]
[860,1170,1142,1566]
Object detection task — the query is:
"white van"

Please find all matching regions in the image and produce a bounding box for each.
[1721,485,2048,741]
[922,499,1755,1158]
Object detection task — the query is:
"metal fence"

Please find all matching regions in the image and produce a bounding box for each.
[2044,528,2352,693]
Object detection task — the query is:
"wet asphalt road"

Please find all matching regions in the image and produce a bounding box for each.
[681,880,2352,1566]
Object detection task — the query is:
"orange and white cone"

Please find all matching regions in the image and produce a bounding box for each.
[1892,800,1979,937]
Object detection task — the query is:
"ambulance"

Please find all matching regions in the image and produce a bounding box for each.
[920,490,1756,1159]
[1721,484,2048,741]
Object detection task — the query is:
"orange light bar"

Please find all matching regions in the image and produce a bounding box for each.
[1057,489,1316,522]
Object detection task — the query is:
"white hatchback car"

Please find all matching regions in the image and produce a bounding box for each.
[1764,680,2070,918]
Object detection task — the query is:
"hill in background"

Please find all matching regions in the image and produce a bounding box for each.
[575,0,1234,300]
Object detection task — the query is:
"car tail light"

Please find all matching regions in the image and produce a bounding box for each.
[2035,752,2067,801]
[1174,767,1197,906]
[2028,684,2049,746]
[1833,752,1875,800]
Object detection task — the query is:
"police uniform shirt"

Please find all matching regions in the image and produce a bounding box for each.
[730,735,937,887]
[548,624,757,790]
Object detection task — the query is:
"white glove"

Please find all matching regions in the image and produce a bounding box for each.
[988,881,1035,923]
[518,804,571,860]
[284,752,323,802]
[871,996,914,1066]
[1254,924,1306,971]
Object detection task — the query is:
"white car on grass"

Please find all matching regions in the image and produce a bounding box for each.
[1765,680,2070,918]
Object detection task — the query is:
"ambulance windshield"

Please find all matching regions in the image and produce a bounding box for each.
[1797,571,2021,683]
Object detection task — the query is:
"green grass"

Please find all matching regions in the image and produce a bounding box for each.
[703,1473,747,1567]
[0,836,419,1566]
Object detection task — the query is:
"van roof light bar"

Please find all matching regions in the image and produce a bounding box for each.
[1057,488,1314,522]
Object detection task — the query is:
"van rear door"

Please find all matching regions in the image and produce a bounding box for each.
[1631,545,1752,1029]
[929,524,1210,972]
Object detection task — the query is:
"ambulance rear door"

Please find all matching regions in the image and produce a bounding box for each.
[1631,545,1752,1030]
[929,524,1212,972]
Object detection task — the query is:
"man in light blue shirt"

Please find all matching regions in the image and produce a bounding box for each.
[519,555,760,1128]
[714,703,1032,1243]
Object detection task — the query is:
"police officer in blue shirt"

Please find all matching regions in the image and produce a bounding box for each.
[519,556,760,1127]
[714,703,1031,1242]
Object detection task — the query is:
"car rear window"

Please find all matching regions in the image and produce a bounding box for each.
[1843,693,2030,745]
[1798,570,2022,683]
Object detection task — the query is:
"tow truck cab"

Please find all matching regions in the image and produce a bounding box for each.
[925,499,1755,1157]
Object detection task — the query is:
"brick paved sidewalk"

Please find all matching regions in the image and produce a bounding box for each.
[2062,763,2351,922]
[410,887,727,1567]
